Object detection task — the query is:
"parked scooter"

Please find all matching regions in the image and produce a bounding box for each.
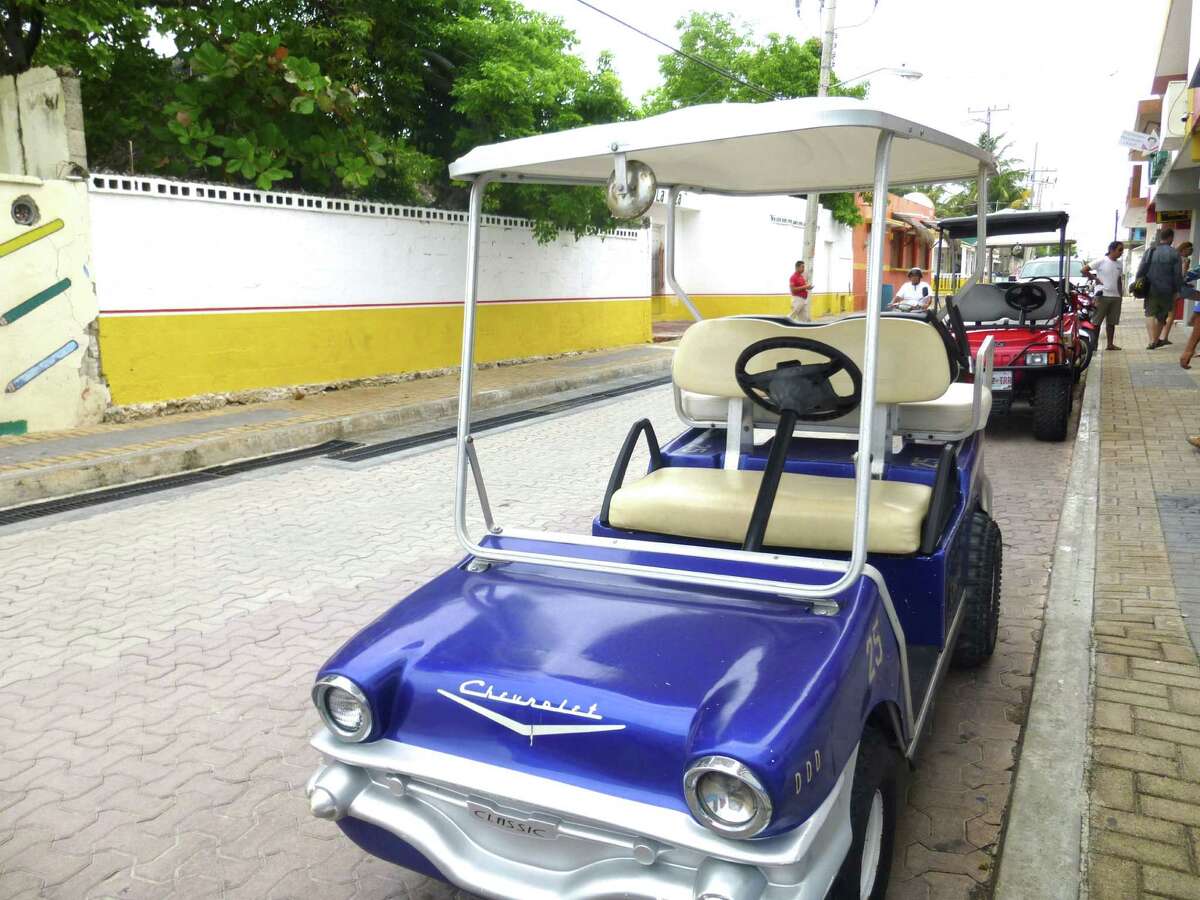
[1068,280,1097,378]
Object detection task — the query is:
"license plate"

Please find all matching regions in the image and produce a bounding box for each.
[991,371,1013,390]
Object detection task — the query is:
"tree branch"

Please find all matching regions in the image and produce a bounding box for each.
[23,3,41,63]
[0,1,46,75]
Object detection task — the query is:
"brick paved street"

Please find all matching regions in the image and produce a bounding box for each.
[1086,328,1200,900]
[0,380,1077,899]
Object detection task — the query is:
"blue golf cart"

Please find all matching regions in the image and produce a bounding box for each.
[305,98,1002,900]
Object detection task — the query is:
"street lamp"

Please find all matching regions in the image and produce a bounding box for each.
[838,66,923,87]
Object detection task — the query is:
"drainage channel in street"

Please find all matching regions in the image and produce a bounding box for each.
[0,375,671,526]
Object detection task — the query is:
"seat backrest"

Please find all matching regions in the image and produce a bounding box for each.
[955,282,1063,324]
[673,315,953,405]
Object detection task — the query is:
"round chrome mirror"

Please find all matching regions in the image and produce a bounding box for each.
[606,160,657,219]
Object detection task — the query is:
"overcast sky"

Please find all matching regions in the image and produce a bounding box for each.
[523,0,1168,257]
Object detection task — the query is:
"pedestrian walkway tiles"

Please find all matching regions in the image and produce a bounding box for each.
[1159,494,1200,653]
[1086,330,1200,900]
[1128,363,1198,389]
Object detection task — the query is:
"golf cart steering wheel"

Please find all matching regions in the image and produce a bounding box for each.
[734,336,863,422]
[1004,281,1048,312]
[945,300,971,371]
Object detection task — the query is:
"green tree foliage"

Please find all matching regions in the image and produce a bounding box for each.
[916,132,1030,217]
[643,12,866,226]
[5,0,631,238]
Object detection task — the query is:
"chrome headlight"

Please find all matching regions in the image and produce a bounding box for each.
[312,675,373,742]
[1025,351,1049,366]
[683,756,772,838]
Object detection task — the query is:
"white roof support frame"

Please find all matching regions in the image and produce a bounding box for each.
[665,186,702,322]
[447,99,994,605]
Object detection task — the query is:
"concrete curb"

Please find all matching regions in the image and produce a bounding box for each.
[0,354,673,510]
[994,351,1102,899]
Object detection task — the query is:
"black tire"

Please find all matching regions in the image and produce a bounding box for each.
[1075,337,1093,380]
[1032,372,1072,441]
[828,727,900,900]
[952,510,1002,668]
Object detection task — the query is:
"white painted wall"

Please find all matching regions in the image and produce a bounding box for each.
[649,192,854,295]
[88,175,648,315]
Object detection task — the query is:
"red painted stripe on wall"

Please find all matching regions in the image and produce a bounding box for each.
[98,296,650,315]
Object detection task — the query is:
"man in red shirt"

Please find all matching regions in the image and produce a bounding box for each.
[789,260,810,322]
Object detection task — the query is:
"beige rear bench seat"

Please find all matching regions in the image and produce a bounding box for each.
[673,315,991,439]
[681,380,991,436]
[608,467,933,555]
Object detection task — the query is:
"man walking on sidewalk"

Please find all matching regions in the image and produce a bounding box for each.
[1135,227,1183,349]
[789,260,810,322]
[1085,240,1125,351]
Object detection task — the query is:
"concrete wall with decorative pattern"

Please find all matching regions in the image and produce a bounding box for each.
[0,175,107,434]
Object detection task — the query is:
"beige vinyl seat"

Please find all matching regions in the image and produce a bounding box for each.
[608,467,934,554]
[607,316,961,554]
[676,314,990,438]
[680,380,990,437]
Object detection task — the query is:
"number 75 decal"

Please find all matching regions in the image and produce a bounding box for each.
[866,616,885,682]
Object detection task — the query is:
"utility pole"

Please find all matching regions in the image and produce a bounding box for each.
[801,0,836,295]
[968,104,1010,139]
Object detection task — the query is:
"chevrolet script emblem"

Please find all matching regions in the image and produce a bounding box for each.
[438,678,625,742]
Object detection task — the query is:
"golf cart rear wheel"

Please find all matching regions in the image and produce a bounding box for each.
[952,510,1003,669]
[828,727,900,900]
[1032,373,1072,441]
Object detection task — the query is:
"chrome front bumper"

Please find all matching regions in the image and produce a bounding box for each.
[306,730,853,900]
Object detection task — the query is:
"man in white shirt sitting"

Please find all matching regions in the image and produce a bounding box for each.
[1083,240,1124,351]
[890,267,934,312]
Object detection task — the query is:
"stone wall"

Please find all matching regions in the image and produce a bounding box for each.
[0,67,88,180]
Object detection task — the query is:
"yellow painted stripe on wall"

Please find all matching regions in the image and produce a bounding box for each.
[651,293,792,322]
[0,218,65,258]
[99,298,651,405]
[651,293,855,322]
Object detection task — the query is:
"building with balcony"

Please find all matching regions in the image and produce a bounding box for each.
[1121,0,1200,293]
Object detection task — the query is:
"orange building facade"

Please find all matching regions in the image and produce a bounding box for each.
[851,193,937,310]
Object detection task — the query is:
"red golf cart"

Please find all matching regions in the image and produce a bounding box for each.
[936,210,1082,441]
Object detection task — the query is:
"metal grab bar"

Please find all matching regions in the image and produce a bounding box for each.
[599,419,664,525]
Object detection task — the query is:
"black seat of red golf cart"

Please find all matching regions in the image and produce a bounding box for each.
[604,315,965,555]
[954,281,1063,325]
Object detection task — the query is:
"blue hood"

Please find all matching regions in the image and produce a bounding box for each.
[319,560,890,833]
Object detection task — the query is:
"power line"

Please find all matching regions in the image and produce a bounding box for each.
[968,104,1010,139]
[571,0,777,101]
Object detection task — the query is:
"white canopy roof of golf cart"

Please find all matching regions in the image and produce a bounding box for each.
[448,98,995,194]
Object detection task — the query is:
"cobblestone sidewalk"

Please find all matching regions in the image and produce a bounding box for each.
[1087,327,1200,899]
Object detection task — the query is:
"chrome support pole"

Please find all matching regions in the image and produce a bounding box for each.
[665,186,703,322]
[465,437,497,534]
[454,175,495,553]
[956,161,991,294]
[975,161,989,283]
[723,398,744,471]
[845,129,895,582]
